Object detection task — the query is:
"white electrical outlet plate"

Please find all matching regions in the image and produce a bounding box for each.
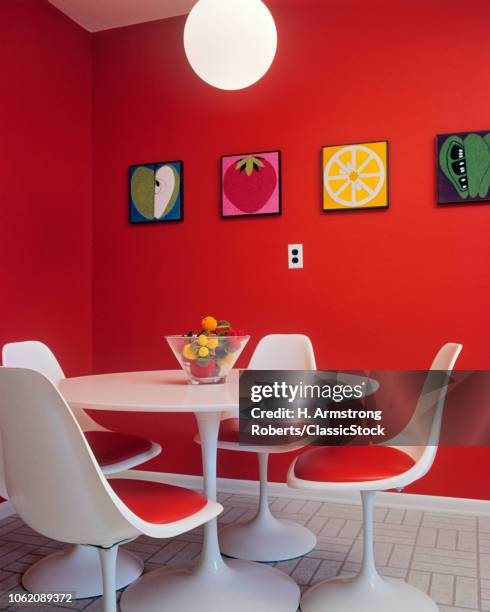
[288,244,303,269]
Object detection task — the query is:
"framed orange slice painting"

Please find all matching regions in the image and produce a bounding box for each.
[322,141,389,211]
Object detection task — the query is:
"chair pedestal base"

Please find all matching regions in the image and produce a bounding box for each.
[120,558,300,612]
[301,574,438,612]
[220,514,316,562]
[22,544,143,599]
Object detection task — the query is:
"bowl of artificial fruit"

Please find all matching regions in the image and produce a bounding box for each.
[166,316,250,384]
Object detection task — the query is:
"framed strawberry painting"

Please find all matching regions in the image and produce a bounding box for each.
[221,150,281,218]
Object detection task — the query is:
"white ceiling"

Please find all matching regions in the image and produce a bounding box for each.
[48,0,198,32]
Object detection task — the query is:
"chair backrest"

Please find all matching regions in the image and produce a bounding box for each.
[385,342,462,475]
[0,368,136,547]
[2,341,65,385]
[0,341,68,500]
[249,334,317,370]
[2,341,102,432]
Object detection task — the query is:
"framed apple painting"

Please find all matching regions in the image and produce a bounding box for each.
[129,161,183,224]
[221,150,281,218]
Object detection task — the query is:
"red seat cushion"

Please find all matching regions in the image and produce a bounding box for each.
[218,418,240,443]
[84,431,153,467]
[294,446,415,482]
[109,479,207,524]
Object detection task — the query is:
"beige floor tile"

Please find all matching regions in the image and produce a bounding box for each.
[0,493,486,611]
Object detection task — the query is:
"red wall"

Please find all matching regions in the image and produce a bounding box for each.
[91,0,490,499]
[0,0,93,376]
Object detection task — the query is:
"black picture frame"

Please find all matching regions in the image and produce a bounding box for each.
[436,130,490,206]
[321,141,389,213]
[129,160,184,224]
[220,149,282,219]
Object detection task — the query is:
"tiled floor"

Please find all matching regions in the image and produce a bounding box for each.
[0,492,489,611]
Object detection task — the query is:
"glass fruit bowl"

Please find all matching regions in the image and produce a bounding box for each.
[166,334,250,384]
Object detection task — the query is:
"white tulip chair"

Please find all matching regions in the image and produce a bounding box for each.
[287,342,462,612]
[196,334,317,562]
[0,367,222,612]
[1,341,162,597]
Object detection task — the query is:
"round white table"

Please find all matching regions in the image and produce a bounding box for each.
[60,369,300,612]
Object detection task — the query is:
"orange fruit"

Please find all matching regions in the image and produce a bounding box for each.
[201,316,218,331]
[183,344,197,360]
[207,338,219,350]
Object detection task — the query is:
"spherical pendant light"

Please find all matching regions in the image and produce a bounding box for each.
[184,0,277,91]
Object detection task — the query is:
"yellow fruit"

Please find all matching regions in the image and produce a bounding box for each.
[198,334,208,347]
[183,344,197,360]
[201,316,218,331]
[207,338,219,350]
[224,352,234,364]
[198,346,209,358]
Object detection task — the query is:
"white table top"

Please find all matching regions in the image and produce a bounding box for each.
[59,369,240,413]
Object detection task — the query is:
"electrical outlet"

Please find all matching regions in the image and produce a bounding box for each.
[288,244,303,269]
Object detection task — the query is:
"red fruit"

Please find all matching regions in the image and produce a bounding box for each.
[173,338,186,352]
[215,326,229,335]
[190,360,216,378]
[228,337,242,351]
[223,156,277,213]
[226,329,237,336]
